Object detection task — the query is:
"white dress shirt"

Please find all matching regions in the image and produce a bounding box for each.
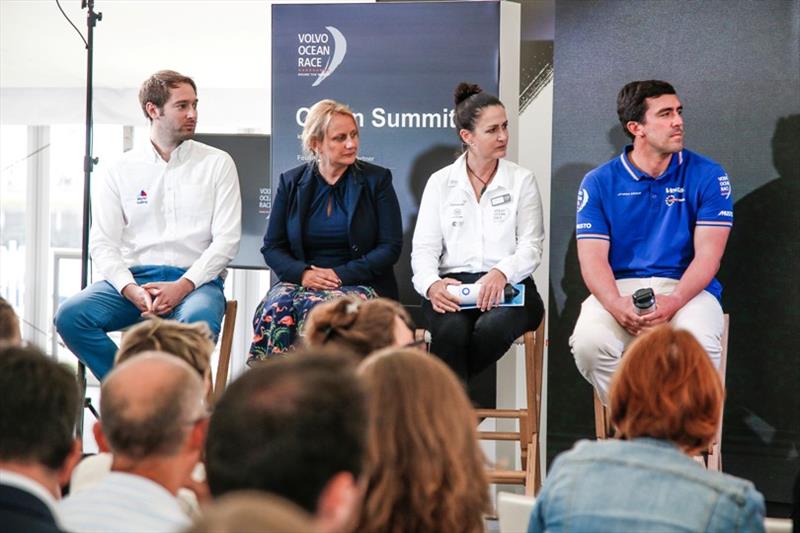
[411,153,544,298]
[58,472,191,533]
[90,139,242,292]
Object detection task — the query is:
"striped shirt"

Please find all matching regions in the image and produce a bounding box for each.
[58,472,190,533]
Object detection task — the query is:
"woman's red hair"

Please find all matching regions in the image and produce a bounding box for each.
[609,325,723,454]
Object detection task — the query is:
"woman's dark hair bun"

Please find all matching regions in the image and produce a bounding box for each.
[454,82,482,107]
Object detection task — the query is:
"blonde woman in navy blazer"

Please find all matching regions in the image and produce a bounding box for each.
[249,99,403,361]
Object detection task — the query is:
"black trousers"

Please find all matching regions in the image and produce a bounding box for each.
[422,273,544,383]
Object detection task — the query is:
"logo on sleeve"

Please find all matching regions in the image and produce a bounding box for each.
[717,175,731,199]
[576,188,589,212]
[136,190,148,205]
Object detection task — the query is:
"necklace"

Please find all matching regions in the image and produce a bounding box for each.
[466,159,498,199]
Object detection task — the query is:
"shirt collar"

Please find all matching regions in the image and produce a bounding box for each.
[619,144,683,181]
[448,152,509,194]
[0,468,60,520]
[145,139,192,163]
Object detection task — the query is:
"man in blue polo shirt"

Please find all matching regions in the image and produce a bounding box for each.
[570,80,733,404]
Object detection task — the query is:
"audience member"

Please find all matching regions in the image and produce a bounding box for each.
[528,325,765,532]
[0,296,22,346]
[59,353,208,532]
[355,348,490,533]
[205,352,366,533]
[303,296,417,357]
[69,318,215,517]
[115,317,215,397]
[186,491,316,533]
[0,345,82,533]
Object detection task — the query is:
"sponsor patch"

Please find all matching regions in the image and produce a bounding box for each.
[717,175,731,199]
[576,188,589,212]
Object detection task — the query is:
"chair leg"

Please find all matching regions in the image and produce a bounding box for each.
[214,300,238,402]
[593,389,609,439]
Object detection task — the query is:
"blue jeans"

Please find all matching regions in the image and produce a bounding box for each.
[54,265,225,380]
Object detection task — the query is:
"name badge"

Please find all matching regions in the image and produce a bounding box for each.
[491,193,511,206]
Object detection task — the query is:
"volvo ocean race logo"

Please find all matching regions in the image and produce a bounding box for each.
[297,26,347,87]
[576,188,589,212]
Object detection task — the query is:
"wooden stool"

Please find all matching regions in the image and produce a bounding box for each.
[704,313,729,471]
[477,315,546,496]
[213,300,238,401]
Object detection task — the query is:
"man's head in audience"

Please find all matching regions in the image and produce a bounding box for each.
[0,345,82,497]
[96,352,208,494]
[205,351,367,533]
[115,318,215,398]
[0,296,22,347]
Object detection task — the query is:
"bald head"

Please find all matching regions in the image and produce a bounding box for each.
[100,352,206,459]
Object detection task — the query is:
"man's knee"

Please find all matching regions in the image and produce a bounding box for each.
[176,288,226,338]
[570,324,622,377]
[54,294,85,338]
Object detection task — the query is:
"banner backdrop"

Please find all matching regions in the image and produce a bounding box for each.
[271,1,502,311]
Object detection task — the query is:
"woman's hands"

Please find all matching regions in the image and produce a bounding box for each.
[476,268,507,312]
[301,266,342,290]
[427,278,462,313]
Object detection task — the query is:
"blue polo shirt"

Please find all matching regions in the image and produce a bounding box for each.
[575,146,733,301]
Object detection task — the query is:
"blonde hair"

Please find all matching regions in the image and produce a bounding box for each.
[187,491,316,533]
[301,99,359,158]
[115,318,214,380]
[304,297,413,359]
[355,348,490,533]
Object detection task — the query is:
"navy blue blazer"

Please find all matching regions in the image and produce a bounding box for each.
[262,161,403,299]
[0,483,61,533]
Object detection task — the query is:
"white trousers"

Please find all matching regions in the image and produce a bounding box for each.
[570,277,723,405]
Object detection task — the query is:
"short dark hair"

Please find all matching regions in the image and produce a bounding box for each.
[617,80,677,139]
[205,351,367,513]
[138,70,197,122]
[453,82,503,141]
[0,296,20,345]
[0,345,79,470]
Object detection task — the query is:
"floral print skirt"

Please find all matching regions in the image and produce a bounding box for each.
[248,282,377,364]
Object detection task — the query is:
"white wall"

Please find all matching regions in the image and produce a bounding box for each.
[0,0,369,128]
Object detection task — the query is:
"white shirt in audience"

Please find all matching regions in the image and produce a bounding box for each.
[69,452,202,519]
[59,471,190,533]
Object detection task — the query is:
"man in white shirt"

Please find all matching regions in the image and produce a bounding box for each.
[59,353,208,533]
[54,70,242,379]
[0,345,83,532]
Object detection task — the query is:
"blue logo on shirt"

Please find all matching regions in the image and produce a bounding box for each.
[136,190,148,205]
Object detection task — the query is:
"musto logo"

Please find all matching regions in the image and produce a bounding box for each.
[297,26,347,87]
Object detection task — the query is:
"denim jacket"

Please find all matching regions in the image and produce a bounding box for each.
[528,438,765,533]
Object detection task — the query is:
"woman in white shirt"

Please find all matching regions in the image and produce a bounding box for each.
[411,82,545,384]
